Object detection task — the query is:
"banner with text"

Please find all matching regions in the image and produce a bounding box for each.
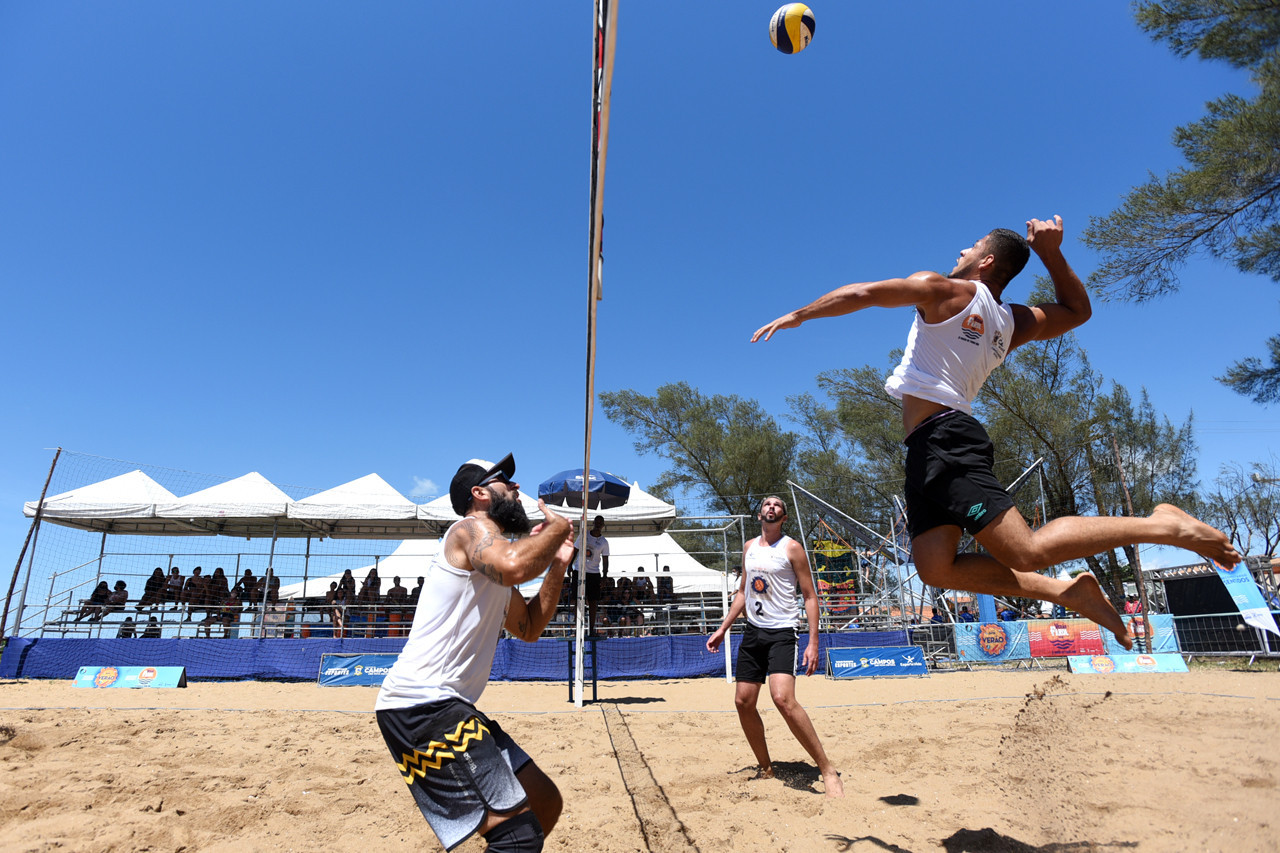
[1068,653,1188,674]
[1213,560,1280,638]
[827,646,928,678]
[1028,618,1104,657]
[73,665,187,688]
[317,653,399,687]
[955,621,1031,663]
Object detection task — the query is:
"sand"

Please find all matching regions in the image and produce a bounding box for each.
[1,667,1278,852]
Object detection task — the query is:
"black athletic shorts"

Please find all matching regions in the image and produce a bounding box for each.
[903,411,1015,539]
[376,698,531,851]
[734,622,797,682]
[584,572,602,603]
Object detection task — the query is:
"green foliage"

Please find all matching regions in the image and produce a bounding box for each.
[1201,458,1280,554]
[598,382,796,518]
[1083,1,1280,403]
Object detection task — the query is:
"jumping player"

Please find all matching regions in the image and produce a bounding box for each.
[707,495,843,797]
[376,454,575,852]
[752,216,1240,649]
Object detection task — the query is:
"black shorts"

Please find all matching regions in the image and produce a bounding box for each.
[376,699,531,851]
[584,573,602,603]
[734,622,797,682]
[904,411,1015,539]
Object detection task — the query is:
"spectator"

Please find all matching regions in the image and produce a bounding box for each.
[385,575,408,611]
[571,515,609,636]
[116,616,137,638]
[929,608,947,624]
[232,568,256,606]
[142,615,161,638]
[1123,595,1141,614]
[331,583,350,639]
[633,567,653,602]
[657,565,675,604]
[181,567,206,621]
[205,568,230,620]
[999,604,1018,621]
[105,580,129,616]
[409,576,424,606]
[338,569,357,602]
[958,606,976,623]
[136,567,167,611]
[163,567,184,609]
[74,581,110,623]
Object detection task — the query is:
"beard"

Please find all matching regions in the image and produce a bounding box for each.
[488,488,532,536]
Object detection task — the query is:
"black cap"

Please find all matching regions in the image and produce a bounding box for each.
[449,453,516,516]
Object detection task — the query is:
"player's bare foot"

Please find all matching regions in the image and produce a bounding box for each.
[1151,504,1240,567]
[752,766,775,780]
[1061,573,1133,650]
[822,769,844,798]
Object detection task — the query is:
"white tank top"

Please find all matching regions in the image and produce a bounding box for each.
[743,534,800,630]
[376,520,512,709]
[883,281,1015,414]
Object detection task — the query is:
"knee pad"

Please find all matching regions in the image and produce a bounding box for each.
[483,810,544,853]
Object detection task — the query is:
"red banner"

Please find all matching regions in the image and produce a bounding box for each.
[1027,618,1104,657]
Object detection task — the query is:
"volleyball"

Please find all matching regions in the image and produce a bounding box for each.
[770,4,815,54]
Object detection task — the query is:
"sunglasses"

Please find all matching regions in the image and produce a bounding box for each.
[479,470,511,488]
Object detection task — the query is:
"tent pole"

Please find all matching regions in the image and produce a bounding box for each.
[260,520,278,638]
[303,537,311,618]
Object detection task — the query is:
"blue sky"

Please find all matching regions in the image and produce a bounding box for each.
[2,2,1276,573]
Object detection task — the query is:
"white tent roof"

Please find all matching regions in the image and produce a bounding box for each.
[23,470,189,535]
[25,470,676,540]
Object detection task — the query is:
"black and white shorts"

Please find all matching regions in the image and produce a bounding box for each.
[376,698,531,851]
[735,622,798,682]
[903,411,1015,539]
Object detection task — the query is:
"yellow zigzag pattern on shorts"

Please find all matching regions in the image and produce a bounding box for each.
[397,716,490,783]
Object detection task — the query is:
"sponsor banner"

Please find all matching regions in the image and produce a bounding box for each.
[827,646,928,679]
[955,621,1030,663]
[1101,613,1178,655]
[317,653,399,687]
[1213,560,1280,638]
[74,665,187,688]
[1068,653,1188,674]
[1027,618,1104,657]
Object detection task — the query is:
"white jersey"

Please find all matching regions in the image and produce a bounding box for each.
[582,531,609,575]
[375,520,511,710]
[883,280,1015,414]
[743,534,801,630]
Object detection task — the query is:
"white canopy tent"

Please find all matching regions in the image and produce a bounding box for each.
[23,470,186,536]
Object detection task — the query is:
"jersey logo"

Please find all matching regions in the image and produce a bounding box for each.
[750,576,769,595]
[959,313,984,346]
[991,330,1006,358]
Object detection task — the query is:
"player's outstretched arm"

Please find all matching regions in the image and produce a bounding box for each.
[751,273,956,342]
[505,513,576,641]
[457,500,572,587]
[1011,215,1092,349]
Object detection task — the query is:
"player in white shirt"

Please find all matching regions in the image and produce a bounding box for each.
[707,495,843,797]
[572,515,609,636]
[753,216,1239,649]
[375,454,575,852]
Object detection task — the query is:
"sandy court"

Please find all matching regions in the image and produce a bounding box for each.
[1,669,1277,852]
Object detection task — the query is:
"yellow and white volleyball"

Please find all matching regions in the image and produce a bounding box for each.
[770,3,815,54]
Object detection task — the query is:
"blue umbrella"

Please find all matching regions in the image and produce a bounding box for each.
[538,468,631,510]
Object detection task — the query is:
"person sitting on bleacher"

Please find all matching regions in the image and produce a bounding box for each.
[205,568,230,622]
[657,566,675,604]
[105,580,129,616]
[163,567,184,609]
[74,581,110,623]
[181,567,206,621]
[232,568,256,608]
[385,576,408,615]
[142,615,161,638]
[633,567,653,603]
[136,567,166,611]
[116,616,137,638]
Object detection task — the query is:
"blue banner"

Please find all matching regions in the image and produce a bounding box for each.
[317,653,399,686]
[955,621,1030,662]
[1101,613,1179,655]
[1068,653,1188,674]
[827,646,928,678]
[1213,560,1280,638]
[73,665,187,688]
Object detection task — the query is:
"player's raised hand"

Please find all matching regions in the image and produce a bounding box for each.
[1026,215,1064,255]
[752,311,801,343]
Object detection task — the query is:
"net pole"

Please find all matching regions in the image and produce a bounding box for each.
[2,447,61,638]
[576,0,618,707]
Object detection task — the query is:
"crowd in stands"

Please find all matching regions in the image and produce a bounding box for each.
[557,565,679,637]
